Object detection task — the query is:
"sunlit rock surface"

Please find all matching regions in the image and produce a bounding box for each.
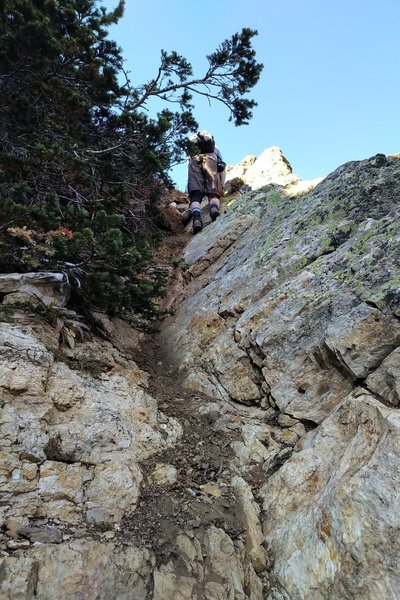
[1,150,400,598]
[164,151,400,598]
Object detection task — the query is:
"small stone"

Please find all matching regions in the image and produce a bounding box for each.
[19,525,63,544]
[150,464,178,486]
[18,452,43,464]
[4,519,25,539]
[291,423,306,437]
[269,396,278,409]
[73,528,87,537]
[21,462,38,481]
[272,428,299,447]
[200,482,222,497]
[353,387,368,398]
[157,537,167,546]
[278,414,299,428]
[277,448,293,461]
[198,402,220,415]
[7,539,30,550]
[264,407,276,420]
[187,518,201,529]
[262,381,271,394]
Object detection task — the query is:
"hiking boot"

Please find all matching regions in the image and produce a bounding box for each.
[210,205,220,222]
[193,217,203,234]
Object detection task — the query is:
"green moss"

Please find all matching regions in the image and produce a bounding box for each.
[310,256,325,274]
[295,256,310,270]
[303,291,331,304]
[321,238,334,252]
[265,190,282,205]
[332,271,347,281]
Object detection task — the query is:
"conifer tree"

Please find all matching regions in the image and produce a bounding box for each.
[0,0,263,318]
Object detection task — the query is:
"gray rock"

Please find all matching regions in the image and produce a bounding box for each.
[19,525,63,544]
[277,414,298,428]
[366,346,400,406]
[162,150,400,597]
[0,272,69,305]
[261,392,400,599]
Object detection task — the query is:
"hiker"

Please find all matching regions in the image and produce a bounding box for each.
[187,131,226,234]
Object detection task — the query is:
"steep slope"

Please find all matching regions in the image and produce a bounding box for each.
[1,149,399,599]
[162,150,400,598]
[0,308,266,597]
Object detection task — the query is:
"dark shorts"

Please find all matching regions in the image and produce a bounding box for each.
[187,153,222,197]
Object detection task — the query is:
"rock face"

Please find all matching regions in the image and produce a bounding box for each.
[225,146,324,198]
[163,151,400,597]
[1,149,400,598]
[0,319,265,598]
[261,390,400,599]
[225,146,299,191]
[0,272,69,305]
[0,320,181,597]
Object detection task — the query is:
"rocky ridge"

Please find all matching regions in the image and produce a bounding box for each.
[1,148,400,598]
[163,149,400,598]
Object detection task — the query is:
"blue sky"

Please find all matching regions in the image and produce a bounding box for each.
[103,0,400,190]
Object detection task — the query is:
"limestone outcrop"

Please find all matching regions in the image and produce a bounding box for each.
[163,150,400,597]
[224,146,323,195]
[0,315,265,598]
[225,146,299,191]
[1,149,400,598]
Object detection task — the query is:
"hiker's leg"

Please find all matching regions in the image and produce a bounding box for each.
[189,190,204,233]
[202,154,220,197]
[187,156,205,198]
[207,194,220,209]
[202,154,221,221]
[187,154,205,234]
[208,194,220,221]
[189,190,203,214]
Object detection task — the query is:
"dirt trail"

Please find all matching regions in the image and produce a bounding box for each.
[130,335,243,560]
[126,228,245,564]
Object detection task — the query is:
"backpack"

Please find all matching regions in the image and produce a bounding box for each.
[192,131,215,154]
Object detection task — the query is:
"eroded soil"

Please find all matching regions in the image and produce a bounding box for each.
[126,334,244,564]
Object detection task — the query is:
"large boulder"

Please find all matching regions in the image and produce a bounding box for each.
[262,390,400,599]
